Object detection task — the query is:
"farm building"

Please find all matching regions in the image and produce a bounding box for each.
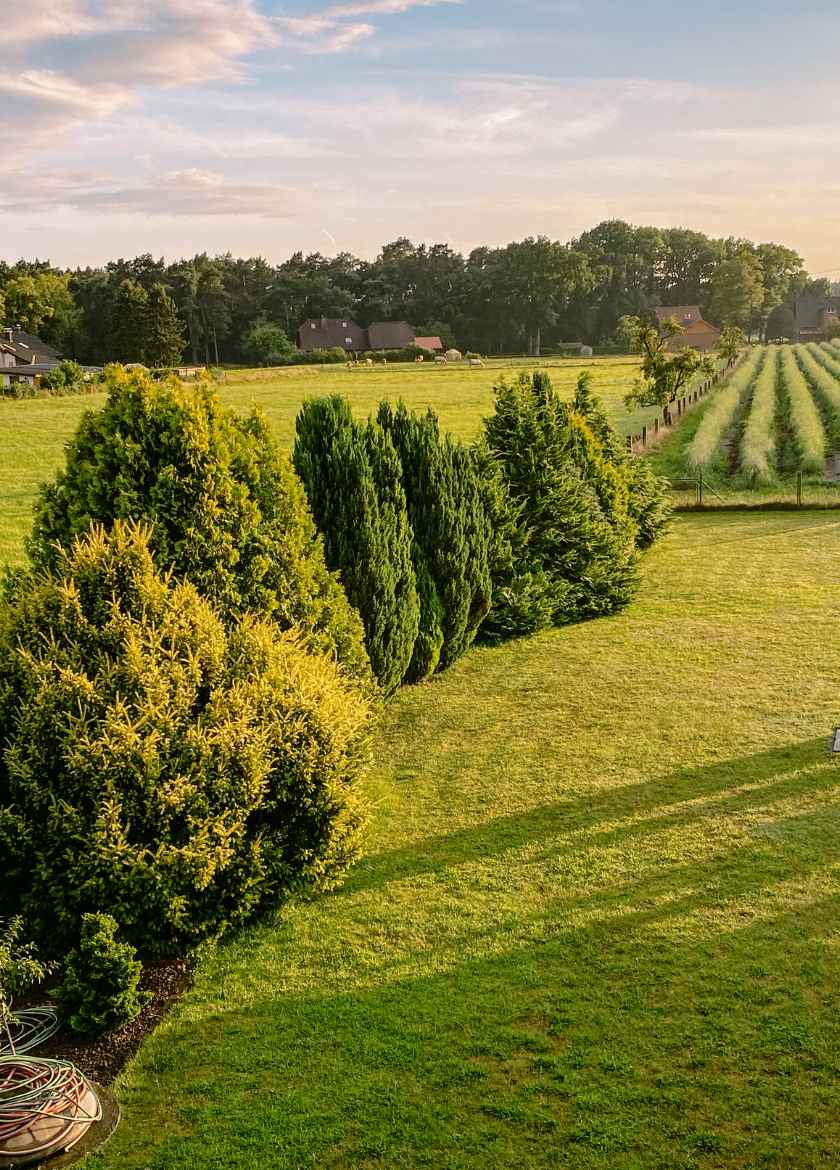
[655,306,721,352]
[414,335,444,352]
[0,328,60,367]
[795,288,840,340]
[298,318,444,353]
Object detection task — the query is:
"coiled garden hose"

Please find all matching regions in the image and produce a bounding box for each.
[0,1006,61,1056]
[0,1056,101,1158]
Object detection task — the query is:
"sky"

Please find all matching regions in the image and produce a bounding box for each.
[3,0,840,273]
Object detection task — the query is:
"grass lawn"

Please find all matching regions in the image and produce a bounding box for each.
[0,356,647,567]
[88,510,840,1170]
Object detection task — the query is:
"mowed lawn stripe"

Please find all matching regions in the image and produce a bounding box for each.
[89,511,840,1170]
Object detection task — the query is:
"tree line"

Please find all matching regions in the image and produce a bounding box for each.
[0,220,824,365]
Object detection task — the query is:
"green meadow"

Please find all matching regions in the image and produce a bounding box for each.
[3,364,840,1169]
[82,509,840,1170]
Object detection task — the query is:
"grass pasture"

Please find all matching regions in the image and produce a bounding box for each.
[81,510,840,1170]
[0,356,645,568]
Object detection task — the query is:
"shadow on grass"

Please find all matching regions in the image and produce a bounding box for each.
[116,778,840,1170]
[342,738,833,895]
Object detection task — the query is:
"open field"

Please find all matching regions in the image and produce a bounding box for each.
[0,356,649,568]
[81,509,840,1170]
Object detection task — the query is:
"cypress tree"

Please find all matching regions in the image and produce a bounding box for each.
[293,396,419,695]
[378,401,492,674]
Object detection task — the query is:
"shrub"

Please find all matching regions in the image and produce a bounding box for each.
[294,396,419,694]
[0,918,48,1032]
[40,360,85,394]
[0,523,372,955]
[56,914,149,1037]
[378,402,492,675]
[483,371,638,626]
[28,366,372,689]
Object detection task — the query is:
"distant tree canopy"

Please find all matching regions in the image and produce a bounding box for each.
[0,223,811,364]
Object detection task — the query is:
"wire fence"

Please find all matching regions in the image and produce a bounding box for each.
[668,470,840,511]
[625,357,738,455]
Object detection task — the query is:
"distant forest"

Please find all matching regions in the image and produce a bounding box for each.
[0,221,826,365]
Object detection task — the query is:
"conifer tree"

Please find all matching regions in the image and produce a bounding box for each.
[144,282,185,367]
[28,367,372,688]
[294,396,419,694]
[483,371,639,626]
[109,278,149,363]
[378,401,492,673]
[572,371,670,549]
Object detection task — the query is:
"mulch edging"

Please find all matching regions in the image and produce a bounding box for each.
[33,957,194,1085]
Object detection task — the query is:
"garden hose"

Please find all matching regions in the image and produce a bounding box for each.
[0,1056,101,1159]
[0,1007,61,1057]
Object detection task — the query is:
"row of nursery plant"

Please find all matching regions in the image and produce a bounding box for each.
[687,348,763,471]
[778,346,825,473]
[795,345,840,437]
[739,348,779,482]
[808,341,840,383]
[0,364,670,1035]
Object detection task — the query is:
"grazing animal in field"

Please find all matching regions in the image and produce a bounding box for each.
[469,358,483,367]
[435,356,447,365]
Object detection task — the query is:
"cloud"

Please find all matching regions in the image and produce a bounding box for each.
[0,71,134,146]
[0,168,295,218]
[324,0,460,15]
[274,15,375,53]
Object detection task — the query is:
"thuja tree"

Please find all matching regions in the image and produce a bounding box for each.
[27,366,371,688]
[377,402,492,676]
[293,396,419,695]
[483,371,639,626]
[572,372,670,550]
[0,524,372,955]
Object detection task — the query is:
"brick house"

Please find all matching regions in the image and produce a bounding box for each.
[654,306,721,352]
[298,318,427,353]
[795,289,840,341]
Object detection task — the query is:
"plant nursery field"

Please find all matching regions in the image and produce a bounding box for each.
[85,509,840,1170]
[651,340,840,504]
[0,356,648,568]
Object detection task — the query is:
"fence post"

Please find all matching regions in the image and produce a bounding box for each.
[654,417,659,435]
[797,471,802,507]
[642,425,647,446]
[697,472,703,506]
[626,434,632,452]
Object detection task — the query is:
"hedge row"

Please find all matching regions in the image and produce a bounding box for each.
[0,365,669,1008]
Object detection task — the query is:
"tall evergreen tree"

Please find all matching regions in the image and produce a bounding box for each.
[144,282,185,367]
[483,371,639,626]
[109,279,149,363]
[294,396,419,694]
[378,402,492,674]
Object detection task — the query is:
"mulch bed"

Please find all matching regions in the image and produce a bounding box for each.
[28,957,194,1085]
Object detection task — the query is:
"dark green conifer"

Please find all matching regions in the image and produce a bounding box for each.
[483,370,639,626]
[378,402,492,673]
[294,396,419,695]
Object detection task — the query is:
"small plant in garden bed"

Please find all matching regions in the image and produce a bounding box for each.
[55,914,150,1038]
